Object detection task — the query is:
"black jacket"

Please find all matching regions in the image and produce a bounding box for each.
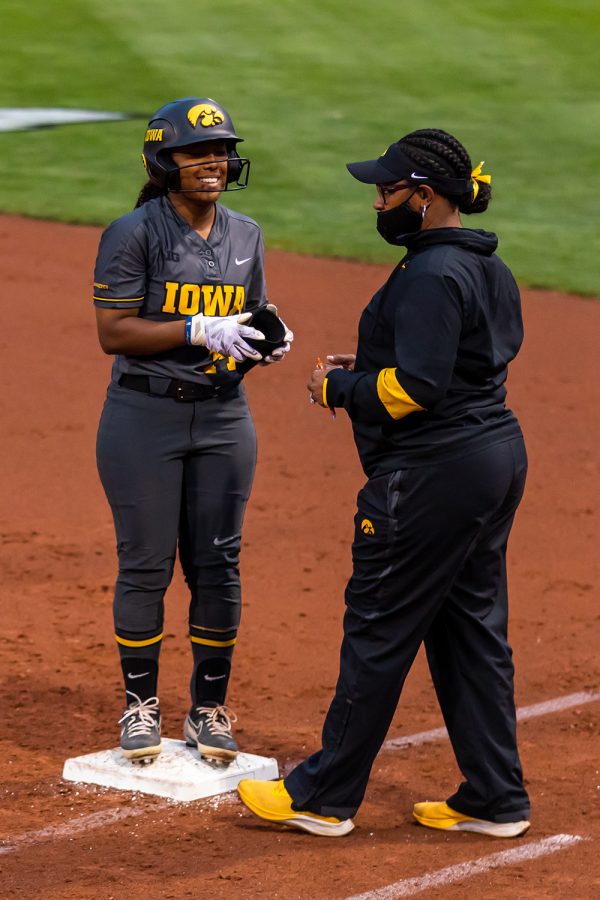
[324,228,524,475]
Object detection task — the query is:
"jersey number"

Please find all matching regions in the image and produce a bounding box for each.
[162,282,245,317]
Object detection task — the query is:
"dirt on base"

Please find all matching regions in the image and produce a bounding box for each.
[0,215,598,898]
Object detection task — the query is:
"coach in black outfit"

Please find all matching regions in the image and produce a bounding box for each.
[238,128,530,838]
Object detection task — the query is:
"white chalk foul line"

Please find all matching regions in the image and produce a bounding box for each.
[2,689,598,859]
[383,687,600,750]
[0,801,167,856]
[345,834,587,899]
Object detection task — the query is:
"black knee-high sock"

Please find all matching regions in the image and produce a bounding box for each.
[116,636,162,707]
[189,626,237,707]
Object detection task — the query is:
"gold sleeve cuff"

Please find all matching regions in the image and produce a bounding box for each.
[376,368,425,419]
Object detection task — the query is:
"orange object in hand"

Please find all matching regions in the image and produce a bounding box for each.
[316,357,336,419]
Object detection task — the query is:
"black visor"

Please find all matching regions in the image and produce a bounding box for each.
[347,141,471,194]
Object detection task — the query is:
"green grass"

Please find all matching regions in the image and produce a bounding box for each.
[1,0,599,294]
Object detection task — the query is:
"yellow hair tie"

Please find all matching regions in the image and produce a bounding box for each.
[471,161,492,200]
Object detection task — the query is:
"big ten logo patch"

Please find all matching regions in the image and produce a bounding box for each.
[162,282,245,316]
[361,518,375,536]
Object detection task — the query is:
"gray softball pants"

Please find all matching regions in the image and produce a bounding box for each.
[96,381,256,641]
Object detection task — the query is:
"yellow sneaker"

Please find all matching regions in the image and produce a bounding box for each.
[237,779,354,837]
[413,801,530,838]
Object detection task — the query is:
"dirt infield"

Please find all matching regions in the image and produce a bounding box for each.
[0,214,598,898]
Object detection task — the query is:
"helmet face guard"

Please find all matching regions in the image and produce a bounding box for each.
[161,155,250,193]
[141,97,250,192]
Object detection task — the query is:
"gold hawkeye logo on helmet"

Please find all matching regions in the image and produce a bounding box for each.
[187,104,225,128]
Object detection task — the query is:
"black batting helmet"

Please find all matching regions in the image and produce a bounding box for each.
[141,97,249,192]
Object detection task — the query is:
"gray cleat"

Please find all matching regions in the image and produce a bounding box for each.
[184,704,238,763]
[119,692,162,762]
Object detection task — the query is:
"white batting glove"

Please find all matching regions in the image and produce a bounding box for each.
[185,312,264,362]
[261,303,294,364]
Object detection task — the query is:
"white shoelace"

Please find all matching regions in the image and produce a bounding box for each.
[194,705,237,736]
[119,694,160,737]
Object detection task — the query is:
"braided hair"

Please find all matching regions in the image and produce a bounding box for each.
[135,180,168,209]
[399,129,491,214]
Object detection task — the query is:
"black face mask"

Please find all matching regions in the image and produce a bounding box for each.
[376,189,421,244]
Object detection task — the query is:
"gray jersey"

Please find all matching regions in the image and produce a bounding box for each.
[93,196,267,383]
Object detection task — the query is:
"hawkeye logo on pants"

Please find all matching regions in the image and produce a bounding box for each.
[361,518,375,536]
[162,282,245,316]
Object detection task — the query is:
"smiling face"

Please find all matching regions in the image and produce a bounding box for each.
[170,139,230,201]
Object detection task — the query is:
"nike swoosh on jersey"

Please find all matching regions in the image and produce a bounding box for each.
[235,257,252,265]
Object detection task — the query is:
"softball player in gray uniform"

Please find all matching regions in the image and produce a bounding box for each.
[94,97,292,763]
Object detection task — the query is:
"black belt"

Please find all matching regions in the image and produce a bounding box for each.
[118,373,238,402]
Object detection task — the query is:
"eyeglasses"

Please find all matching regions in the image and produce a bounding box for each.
[376,182,415,202]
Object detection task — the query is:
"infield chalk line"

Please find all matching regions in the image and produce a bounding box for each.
[384,687,600,750]
[345,834,588,899]
[3,689,598,857]
[0,800,168,856]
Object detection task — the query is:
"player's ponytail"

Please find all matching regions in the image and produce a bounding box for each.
[134,180,168,209]
[398,129,492,215]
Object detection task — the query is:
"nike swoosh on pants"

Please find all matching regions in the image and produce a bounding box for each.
[213,535,239,546]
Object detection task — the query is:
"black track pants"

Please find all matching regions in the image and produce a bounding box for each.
[96,382,256,639]
[285,437,529,823]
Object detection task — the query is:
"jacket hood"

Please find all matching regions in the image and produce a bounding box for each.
[402,227,498,256]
